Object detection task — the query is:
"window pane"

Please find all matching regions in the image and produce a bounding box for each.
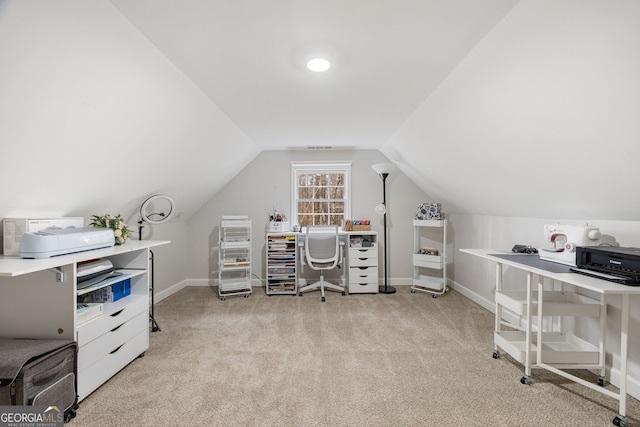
[328,187,343,199]
[329,202,344,213]
[299,188,314,199]
[329,215,343,226]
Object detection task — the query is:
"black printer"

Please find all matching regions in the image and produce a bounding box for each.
[571,246,640,285]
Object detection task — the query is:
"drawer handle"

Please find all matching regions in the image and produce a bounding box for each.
[357,267,368,270]
[358,258,368,261]
[111,323,125,332]
[110,308,126,317]
[109,344,124,355]
[358,249,368,252]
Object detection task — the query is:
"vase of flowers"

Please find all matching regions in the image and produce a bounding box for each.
[90,214,130,245]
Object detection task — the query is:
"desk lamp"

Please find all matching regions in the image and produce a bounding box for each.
[371,163,396,294]
[137,194,176,332]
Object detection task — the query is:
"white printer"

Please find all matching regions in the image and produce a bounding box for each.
[19,227,115,259]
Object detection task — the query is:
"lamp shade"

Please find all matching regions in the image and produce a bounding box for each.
[371,163,396,176]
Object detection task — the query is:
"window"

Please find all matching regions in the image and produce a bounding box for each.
[291,162,351,227]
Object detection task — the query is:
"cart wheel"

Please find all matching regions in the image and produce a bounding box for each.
[244,293,249,298]
[220,296,226,301]
[410,289,416,293]
[492,351,500,359]
[322,296,326,302]
[342,291,346,296]
[520,375,532,385]
[138,352,145,358]
[299,292,303,297]
[432,294,437,298]
[613,415,627,427]
[597,376,605,387]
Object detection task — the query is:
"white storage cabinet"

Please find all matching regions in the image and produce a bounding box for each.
[347,233,378,294]
[218,216,252,300]
[0,240,169,401]
[411,219,447,297]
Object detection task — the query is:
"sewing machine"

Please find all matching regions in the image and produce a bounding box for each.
[538,224,613,266]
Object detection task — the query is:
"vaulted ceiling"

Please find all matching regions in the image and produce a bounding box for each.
[109,0,518,150]
[2,1,639,224]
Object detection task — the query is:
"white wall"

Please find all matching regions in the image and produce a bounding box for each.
[0,0,260,223]
[186,149,431,285]
[382,0,640,221]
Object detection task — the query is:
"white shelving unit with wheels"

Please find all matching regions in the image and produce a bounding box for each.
[265,232,297,295]
[411,218,447,297]
[218,216,252,300]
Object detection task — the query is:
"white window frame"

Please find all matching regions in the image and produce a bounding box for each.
[291,161,352,227]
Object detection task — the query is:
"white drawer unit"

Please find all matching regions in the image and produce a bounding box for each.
[347,234,378,294]
[0,240,170,402]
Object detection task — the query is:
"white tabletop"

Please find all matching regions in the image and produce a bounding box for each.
[460,248,640,295]
[0,240,170,277]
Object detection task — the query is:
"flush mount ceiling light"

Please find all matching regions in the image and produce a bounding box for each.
[306,58,331,72]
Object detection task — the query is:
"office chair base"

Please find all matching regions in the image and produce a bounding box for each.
[379,285,397,294]
[298,279,345,301]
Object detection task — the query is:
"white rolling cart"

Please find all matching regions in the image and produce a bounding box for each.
[411,219,447,297]
[265,232,297,295]
[218,216,252,300]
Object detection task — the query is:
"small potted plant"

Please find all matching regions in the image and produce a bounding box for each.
[90,214,130,245]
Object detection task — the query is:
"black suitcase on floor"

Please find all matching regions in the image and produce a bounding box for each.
[0,339,78,422]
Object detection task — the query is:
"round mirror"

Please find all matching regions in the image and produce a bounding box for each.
[140,195,176,224]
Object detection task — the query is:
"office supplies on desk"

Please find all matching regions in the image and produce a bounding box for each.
[538,224,613,266]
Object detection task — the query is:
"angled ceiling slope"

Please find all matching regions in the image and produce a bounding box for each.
[109,0,519,150]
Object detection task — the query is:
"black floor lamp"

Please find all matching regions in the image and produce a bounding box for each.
[372,163,396,294]
[138,194,176,332]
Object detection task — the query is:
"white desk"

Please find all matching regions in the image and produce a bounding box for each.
[265,230,378,295]
[461,249,640,427]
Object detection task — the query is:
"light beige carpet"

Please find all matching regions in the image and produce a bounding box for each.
[71,287,639,426]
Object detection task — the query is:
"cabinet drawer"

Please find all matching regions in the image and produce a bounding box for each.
[349,248,377,258]
[77,297,147,347]
[78,311,148,373]
[349,256,377,267]
[349,267,378,282]
[78,329,148,400]
[349,281,378,294]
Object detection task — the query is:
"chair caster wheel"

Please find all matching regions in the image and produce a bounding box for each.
[492,351,500,359]
[342,291,346,296]
[613,415,627,427]
[520,376,532,385]
[299,292,303,297]
[321,297,326,302]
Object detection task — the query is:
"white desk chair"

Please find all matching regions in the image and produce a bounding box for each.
[298,225,345,302]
